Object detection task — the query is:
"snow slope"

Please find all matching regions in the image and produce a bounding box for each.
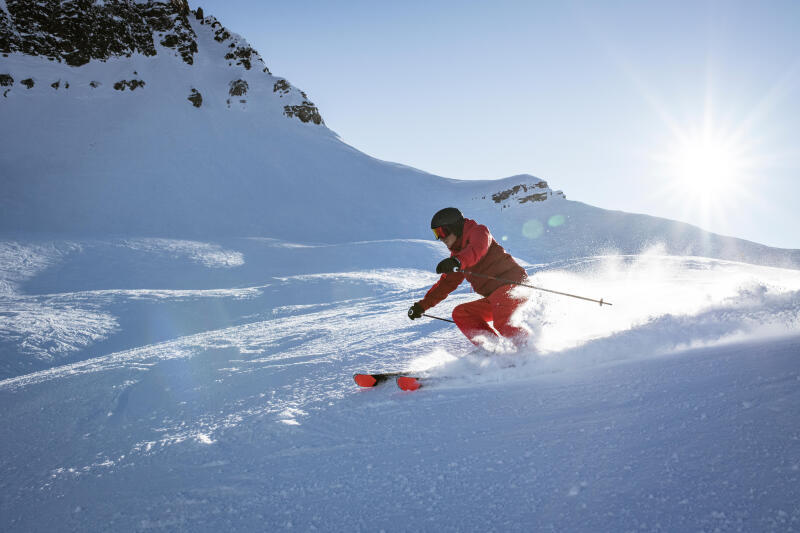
[1,237,799,531]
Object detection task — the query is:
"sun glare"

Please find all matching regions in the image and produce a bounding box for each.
[653,117,758,232]
[671,134,740,196]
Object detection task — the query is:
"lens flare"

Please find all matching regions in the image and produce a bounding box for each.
[522,219,544,239]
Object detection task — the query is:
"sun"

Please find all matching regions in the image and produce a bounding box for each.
[653,118,757,230]
[669,133,741,196]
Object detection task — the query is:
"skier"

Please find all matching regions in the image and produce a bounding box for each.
[408,207,530,348]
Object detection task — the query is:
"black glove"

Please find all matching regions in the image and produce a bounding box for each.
[408,302,424,320]
[436,257,461,274]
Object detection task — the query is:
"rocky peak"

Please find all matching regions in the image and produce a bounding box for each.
[0,0,324,124]
[1,0,197,66]
[474,178,566,211]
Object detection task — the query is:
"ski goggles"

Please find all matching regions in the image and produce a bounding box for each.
[432,226,450,240]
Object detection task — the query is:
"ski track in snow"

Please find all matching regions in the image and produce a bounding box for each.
[1,237,800,530]
[121,238,245,269]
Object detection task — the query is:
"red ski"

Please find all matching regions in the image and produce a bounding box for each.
[396,376,423,391]
[353,372,402,387]
[353,373,425,391]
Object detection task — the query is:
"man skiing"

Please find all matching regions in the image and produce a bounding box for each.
[408,207,530,348]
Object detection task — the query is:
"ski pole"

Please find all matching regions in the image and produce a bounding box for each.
[423,313,456,324]
[460,270,612,306]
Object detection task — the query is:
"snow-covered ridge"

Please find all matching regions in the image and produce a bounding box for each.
[1,1,798,271]
[468,176,567,210]
[0,0,322,123]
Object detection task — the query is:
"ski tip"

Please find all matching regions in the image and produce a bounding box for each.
[354,374,378,387]
[396,376,422,391]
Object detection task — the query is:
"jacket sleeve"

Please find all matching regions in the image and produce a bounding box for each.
[454,223,491,269]
[417,271,465,310]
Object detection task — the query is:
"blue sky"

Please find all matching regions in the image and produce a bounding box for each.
[197,0,800,249]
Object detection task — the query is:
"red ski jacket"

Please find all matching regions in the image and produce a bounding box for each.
[417,218,527,311]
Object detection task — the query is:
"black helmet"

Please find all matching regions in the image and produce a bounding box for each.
[431,207,465,237]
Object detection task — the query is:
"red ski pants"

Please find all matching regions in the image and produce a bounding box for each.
[452,285,527,346]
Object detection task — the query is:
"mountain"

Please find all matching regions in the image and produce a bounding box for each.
[0,0,321,120]
[2,0,798,269]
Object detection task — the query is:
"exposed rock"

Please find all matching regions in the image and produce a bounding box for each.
[273,79,290,96]
[0,74,13,86]
[20,77,33,88]
[195,7,204,21]
[0,9,14,53]
[187,88,202,107]
[0,0,198,66]
[170,0,189,16]
[51,80,59,89]
[160,34,179,48]
[113,79,146,91]
[492,182,551,204]
[519,193,548,204]
[224,45,256,70]
[283,102,324,125]
[89,80,101,88]
[158,24,198,65]
[229,79,248,96]
[212,21,231,42]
